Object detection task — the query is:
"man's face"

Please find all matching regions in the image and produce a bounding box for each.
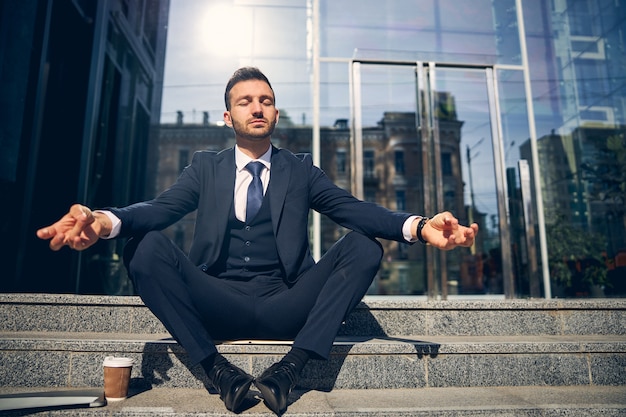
[224,79,279,141]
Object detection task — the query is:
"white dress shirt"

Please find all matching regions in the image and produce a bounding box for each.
[234,145,271,222]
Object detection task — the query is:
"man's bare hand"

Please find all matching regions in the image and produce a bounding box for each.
[414,211,479,250]
[36,204,110,251]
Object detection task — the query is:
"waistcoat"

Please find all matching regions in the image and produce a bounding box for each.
[209,190,282,279]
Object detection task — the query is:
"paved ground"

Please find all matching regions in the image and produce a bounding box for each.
[2,385,626,416]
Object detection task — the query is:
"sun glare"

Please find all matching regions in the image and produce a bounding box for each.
[201,3,253,57]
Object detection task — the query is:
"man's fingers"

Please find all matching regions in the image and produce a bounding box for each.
[49,232,67,251]
[37,204,98,252]
[36,224,67,250]
[69,204,91,221]
[460,224,478,247]
[64,205,93,243]
[432,212,458,230]
[36,226,55,239]
[446,216,459,229]
[427,214,479,250]
[68,236,89,251]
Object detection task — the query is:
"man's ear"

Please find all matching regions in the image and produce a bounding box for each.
[223,111,232,127]
[276,108,280,124]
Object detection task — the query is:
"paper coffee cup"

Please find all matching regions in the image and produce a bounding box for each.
[103,356,133,401]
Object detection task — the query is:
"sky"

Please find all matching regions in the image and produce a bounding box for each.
[160,1,311,125]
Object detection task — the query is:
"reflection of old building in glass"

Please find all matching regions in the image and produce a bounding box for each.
[156,91,484,295]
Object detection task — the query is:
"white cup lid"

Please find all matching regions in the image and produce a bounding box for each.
[103,356,134,367]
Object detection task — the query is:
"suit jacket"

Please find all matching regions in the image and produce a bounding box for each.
[111,146,412,283]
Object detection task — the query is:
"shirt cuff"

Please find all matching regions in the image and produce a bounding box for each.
[402,215,419,242]
[94,210,121,239]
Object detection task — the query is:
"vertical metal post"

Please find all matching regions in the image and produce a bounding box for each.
[74,0,110,293]
[77,0,109,204]
[15,0,55,288]
[487,67,515,298]
[516,0,551,298]
[416,63,432,216]
[416,63,438,299]
[428,63,447,299]
[519,160,541,297]
[310,0,321,260]
[350,62,364,200]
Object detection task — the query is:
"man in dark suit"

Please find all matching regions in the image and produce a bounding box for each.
[38,67,478,415]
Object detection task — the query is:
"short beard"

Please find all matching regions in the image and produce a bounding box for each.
[232,118,277,140]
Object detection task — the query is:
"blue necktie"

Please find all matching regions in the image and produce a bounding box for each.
[245,161,265,222]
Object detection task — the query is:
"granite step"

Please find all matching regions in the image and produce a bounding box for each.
[2,294,626,337]
[1,294,625,396]
[1,385,625,416]
[1,331,625,390]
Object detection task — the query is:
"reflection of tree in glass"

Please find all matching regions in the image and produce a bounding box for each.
[581,133,626,215]
[548,132,626,297]
[546,218,608,297]
[581,132,626,274]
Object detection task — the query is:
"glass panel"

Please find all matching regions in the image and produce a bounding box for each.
[524,0,626,297]
[356,64,427,295]
[319,61,351,127]
[321,0,519,65]
[349,63,505,296]
[433,68,503,295]
[497,69,540,297]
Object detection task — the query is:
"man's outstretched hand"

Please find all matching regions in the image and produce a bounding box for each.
[36,204,111,251]
[414,211,479,250]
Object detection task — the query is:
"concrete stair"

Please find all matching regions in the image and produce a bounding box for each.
[1,293,625,416]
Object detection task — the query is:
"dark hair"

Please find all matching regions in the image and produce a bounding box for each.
[224,67,274,110]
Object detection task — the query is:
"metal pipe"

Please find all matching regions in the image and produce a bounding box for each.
[516,0,551,298]
[310,0,321,261]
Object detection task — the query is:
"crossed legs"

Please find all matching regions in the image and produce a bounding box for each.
[127,230,383,413]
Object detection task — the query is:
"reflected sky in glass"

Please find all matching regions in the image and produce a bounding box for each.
[160,0,513,126]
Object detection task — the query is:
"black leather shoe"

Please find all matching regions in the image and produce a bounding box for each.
[255,361,299,416]
[208,361,254,412]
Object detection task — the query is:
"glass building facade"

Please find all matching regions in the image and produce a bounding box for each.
[2,0,625,298]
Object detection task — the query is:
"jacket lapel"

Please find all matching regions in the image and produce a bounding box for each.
[214,148,236,238]
[268,147,290,236]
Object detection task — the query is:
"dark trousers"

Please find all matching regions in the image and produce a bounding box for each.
[126,230,383,366]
